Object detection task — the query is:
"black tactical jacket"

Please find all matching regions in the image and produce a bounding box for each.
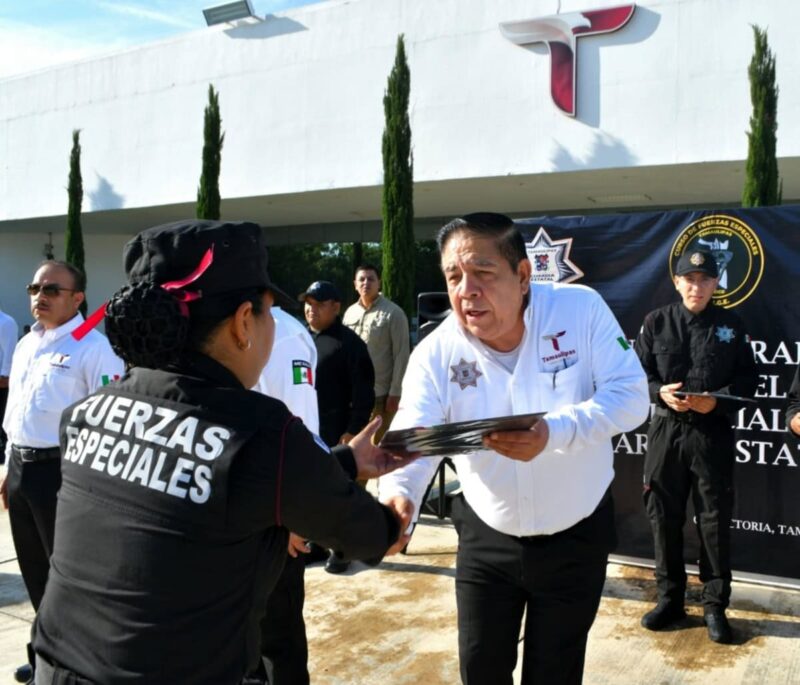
[33,353,398,684]
[787,366,800,432]
[310,318,375,447]
[635,302,758,419]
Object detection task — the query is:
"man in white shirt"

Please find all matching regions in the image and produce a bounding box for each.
[0,305,18,455]
[253,306,319,434]
[0,261,124,684]
[379,213,649,685]
[252,305,320,685]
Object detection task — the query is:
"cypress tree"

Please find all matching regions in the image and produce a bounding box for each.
[65,129,87,316]
[742,25,781,207]
[197,84,224,220]
[380,34,415,318]
[352,242,363,277]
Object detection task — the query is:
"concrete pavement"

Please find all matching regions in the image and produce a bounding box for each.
[1,510,799,684]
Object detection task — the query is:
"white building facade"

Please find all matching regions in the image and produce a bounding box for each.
[0,0,798,325]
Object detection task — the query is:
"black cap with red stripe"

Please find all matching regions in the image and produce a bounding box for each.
[124,220,294,309]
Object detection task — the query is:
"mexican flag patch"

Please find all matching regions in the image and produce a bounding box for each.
[292,360,313,385]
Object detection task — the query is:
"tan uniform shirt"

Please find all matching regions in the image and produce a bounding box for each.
[343,294,410,398]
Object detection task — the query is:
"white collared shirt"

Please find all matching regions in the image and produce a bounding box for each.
[379,282,649,537]
[0,308,18,377]
[3,314,125,454]
[252,307,320,433]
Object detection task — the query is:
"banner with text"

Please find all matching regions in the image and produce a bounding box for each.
[518,206,800,584]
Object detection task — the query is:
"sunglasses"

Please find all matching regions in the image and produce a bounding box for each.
[26,283,77,297]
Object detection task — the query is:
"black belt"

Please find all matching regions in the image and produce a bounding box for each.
[11,445,61,463]
[35,654,94,684]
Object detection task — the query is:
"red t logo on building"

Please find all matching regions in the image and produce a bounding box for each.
[500,4,636,116]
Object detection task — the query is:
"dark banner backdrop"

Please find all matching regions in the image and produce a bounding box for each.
[517,206,800,584]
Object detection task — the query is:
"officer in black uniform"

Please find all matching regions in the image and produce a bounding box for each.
[635,249,757,644]
[786,366,800,436]
[31,220,413,685]
[299,280,375,452]
[299,279,376,576]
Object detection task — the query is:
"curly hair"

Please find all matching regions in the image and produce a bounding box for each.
[105,283,266,369]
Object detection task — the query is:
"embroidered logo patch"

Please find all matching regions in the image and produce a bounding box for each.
[101,374,120,386]
[540,331,577,366]
[715,326,736,343]
[51,353,72,369]
[450,358,483,390]
[292,360,313,385]
[542,331,566,351]
[617,336,631,351]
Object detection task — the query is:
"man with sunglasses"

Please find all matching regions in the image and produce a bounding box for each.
[1,260,123,684]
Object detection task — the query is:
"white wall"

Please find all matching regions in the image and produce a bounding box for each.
[0,233,129,330]
[0,0,797,222]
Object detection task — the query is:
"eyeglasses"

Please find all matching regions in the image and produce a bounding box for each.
[26,283,77,297]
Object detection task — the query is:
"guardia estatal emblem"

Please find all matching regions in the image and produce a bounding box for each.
[450,358,483,390]
[715,326,736,343]
[523,227,584,283]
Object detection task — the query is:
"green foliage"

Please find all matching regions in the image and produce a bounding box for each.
[268,242,382,311]
[742,25,780,207]
[268,240,445,318]
[65,129,87,316]
[415,240,446,295]
[197,84,225,220]
[381,34,415,317]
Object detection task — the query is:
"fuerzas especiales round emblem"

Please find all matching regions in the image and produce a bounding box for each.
[669,214,765,308]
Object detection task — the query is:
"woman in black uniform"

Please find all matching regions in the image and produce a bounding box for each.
[32,220,411,684]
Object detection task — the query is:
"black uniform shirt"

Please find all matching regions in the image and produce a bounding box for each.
[33,352,398,684]
[786,366,800,433]
[635,302,758,418]
[310,318,375,447]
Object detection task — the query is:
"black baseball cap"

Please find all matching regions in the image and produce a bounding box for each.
[674,249,719,278]
[123,220,296,309]
[298,280,342,303]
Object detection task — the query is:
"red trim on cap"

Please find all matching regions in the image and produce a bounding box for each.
[160,244,215,315]
[69,244,217,339]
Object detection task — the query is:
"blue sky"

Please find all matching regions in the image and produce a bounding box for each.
[0,0,321,78]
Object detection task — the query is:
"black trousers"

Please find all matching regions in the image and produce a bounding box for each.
[451,493,614,685]
[0,387,9,457]
[260,553,309,685]
[7,448,62,610]
[643,414,734,610]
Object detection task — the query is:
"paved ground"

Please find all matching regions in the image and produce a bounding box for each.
[1,511,799,684]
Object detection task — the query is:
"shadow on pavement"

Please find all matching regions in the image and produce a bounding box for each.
[373,561,457,578]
